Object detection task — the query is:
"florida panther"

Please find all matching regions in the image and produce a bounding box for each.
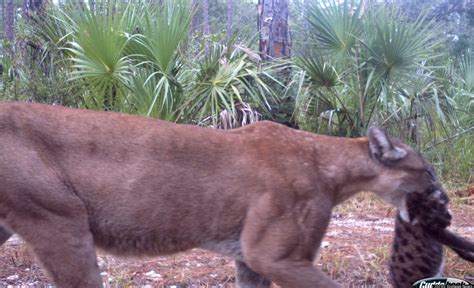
[0,102,455,287]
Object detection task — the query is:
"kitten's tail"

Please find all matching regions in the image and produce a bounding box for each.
[430,228,474,262]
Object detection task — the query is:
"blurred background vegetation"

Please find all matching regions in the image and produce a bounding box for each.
[0,0,472,185]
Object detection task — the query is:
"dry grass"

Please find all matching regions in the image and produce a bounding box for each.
[1,189,472,287]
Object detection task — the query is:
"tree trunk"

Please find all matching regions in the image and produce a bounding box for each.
[19,0,47,72]
[257,0,290,60]
[302,0,309,55]
[23,0,28,18]
[258,0,293,128]
[467,0,474,10]
[30,0,47,13]
[226,0,234,42]
[202,0,210,53]
[4,0,14,43]
[23,0,48,19]
[2,0,5,41]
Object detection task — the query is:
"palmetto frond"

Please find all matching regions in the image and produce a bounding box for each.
[126,0,191,120]
[217,101,261,130]
[296,55,339,88]
[459,53,474,92]
[297,2,447,139]
[65,0,132,111]
[181,44,279,126]
[305,0,363,58]
[362,8,442,82]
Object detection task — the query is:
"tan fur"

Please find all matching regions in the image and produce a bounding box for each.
[0,102,439,288]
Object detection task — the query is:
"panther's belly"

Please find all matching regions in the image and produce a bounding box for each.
[200,236,244,261]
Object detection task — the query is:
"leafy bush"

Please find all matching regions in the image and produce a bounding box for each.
[15,0,279,126]
[293,0,458,140]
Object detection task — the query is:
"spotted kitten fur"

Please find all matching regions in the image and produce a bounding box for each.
[389,186,450,288]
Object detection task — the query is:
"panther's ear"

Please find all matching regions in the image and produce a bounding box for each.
[368,127,407,162]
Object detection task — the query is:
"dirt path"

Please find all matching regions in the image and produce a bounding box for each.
[1,193,472,287]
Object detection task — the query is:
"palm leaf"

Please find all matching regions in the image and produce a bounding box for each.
[181,44,280,126]
[65,0,133,111]
[305,0,363,58]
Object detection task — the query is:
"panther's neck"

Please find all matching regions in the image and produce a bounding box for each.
[316,138,380,204]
